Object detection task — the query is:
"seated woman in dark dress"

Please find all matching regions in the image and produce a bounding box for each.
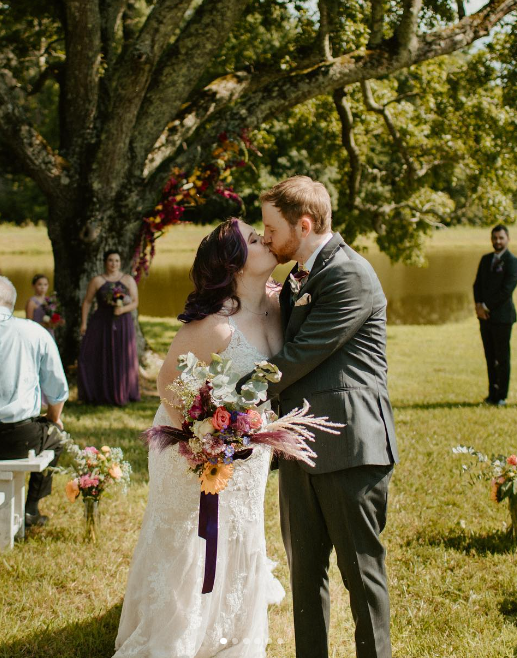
[78,250,140,406]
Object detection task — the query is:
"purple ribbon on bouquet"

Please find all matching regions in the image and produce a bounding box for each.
[197,449,253,594]
[198,492,219,594]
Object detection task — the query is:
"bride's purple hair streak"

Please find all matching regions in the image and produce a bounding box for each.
[178,218,248,323]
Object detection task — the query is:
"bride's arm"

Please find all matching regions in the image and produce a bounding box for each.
[157,314,232,426]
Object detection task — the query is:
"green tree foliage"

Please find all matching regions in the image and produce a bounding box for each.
[1,0,516,359]
[234,47,517,263]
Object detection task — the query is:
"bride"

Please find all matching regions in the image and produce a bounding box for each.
[114,218,285,657]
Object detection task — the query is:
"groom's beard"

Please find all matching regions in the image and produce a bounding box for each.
[271,231,301,264]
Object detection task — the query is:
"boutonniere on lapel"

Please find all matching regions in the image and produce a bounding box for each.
[289,267,310,301]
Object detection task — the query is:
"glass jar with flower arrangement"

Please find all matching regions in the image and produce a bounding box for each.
[453,445,517,539]
[59,436,131,542]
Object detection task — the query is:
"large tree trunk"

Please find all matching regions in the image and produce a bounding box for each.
[47,196,143,366]
[1,0,516,370]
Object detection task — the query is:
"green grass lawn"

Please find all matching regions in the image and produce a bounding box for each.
[1,316,517,657]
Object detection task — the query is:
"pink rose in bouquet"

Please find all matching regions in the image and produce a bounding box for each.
[212,407,231,430]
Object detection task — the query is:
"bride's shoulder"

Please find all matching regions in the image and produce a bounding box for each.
[176,312,232,343]
[166,313,232,366]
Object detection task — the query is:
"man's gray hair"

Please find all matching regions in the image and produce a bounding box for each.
[0,276,17,311]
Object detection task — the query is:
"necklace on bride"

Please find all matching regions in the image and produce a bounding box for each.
[241,302,269,317]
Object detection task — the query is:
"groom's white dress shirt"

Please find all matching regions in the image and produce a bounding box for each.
[303,233,333,272]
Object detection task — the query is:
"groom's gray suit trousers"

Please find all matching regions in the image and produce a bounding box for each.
[279,460,393,658]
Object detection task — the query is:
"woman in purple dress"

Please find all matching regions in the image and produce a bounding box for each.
[25,274,55,338]
[78,250,140,406]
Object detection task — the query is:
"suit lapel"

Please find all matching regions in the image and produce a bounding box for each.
[279,263,297,331]
[279,234,347,333]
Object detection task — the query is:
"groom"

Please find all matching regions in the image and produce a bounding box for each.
[261,176,398,658]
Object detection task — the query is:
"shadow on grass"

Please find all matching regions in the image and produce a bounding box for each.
[500,595,517,627]
[411,529,516,555]
[0,603,122,658]
[393,401,515,411]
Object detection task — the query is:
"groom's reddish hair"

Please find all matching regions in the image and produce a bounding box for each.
[260,176,332,234]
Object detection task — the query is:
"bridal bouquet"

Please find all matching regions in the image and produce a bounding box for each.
[143,352,343,494]
[143,352,343,594]
[42,292,65,327]
[453,445,517,539]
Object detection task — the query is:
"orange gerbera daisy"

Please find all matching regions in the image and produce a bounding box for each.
[200,462,234,494]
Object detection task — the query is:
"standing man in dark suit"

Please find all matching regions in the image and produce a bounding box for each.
[260,176,398,658]
[473,224,517,406]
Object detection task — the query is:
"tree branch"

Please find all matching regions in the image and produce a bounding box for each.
[0,70,68,198]
[396,0,423,60]
[208,0,517,137]
[62,0,102,153]
[93,0,192,196]
[319,0,333,60]
[332,88,362,208]
[27,63,64,96]
[132,0,250,172]
[361,80,418,179]
[457,0,466,20]
[143,70,264,179]
[369,0,386,48]
[99,0,127,69]
[139,0,515,201]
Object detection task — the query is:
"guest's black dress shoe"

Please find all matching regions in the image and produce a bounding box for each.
[25,512,49,527]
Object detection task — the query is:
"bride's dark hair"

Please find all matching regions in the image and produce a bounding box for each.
[178,218,248,323]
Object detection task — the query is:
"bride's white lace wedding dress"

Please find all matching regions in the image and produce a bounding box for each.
[114,317,285,658]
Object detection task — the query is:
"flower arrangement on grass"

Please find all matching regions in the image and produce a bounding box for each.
[41,292,65,328]
[453,445,517,538]
[58,435,131,541]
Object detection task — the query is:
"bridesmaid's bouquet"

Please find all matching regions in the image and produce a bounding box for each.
[106,283,131,307]
[42,292,65,327]
[143,352,344,494]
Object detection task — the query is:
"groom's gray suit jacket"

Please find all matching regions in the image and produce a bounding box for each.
[267,232,398,474]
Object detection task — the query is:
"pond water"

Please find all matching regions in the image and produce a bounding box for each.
[4,245,490,325]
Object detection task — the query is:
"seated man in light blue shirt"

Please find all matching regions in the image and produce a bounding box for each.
[0,276,69,527]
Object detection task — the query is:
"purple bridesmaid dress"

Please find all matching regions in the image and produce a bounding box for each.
[30,296,55,339]
[78,279,140,406]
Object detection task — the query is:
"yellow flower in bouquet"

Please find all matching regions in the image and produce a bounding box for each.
[200,462,234,495]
